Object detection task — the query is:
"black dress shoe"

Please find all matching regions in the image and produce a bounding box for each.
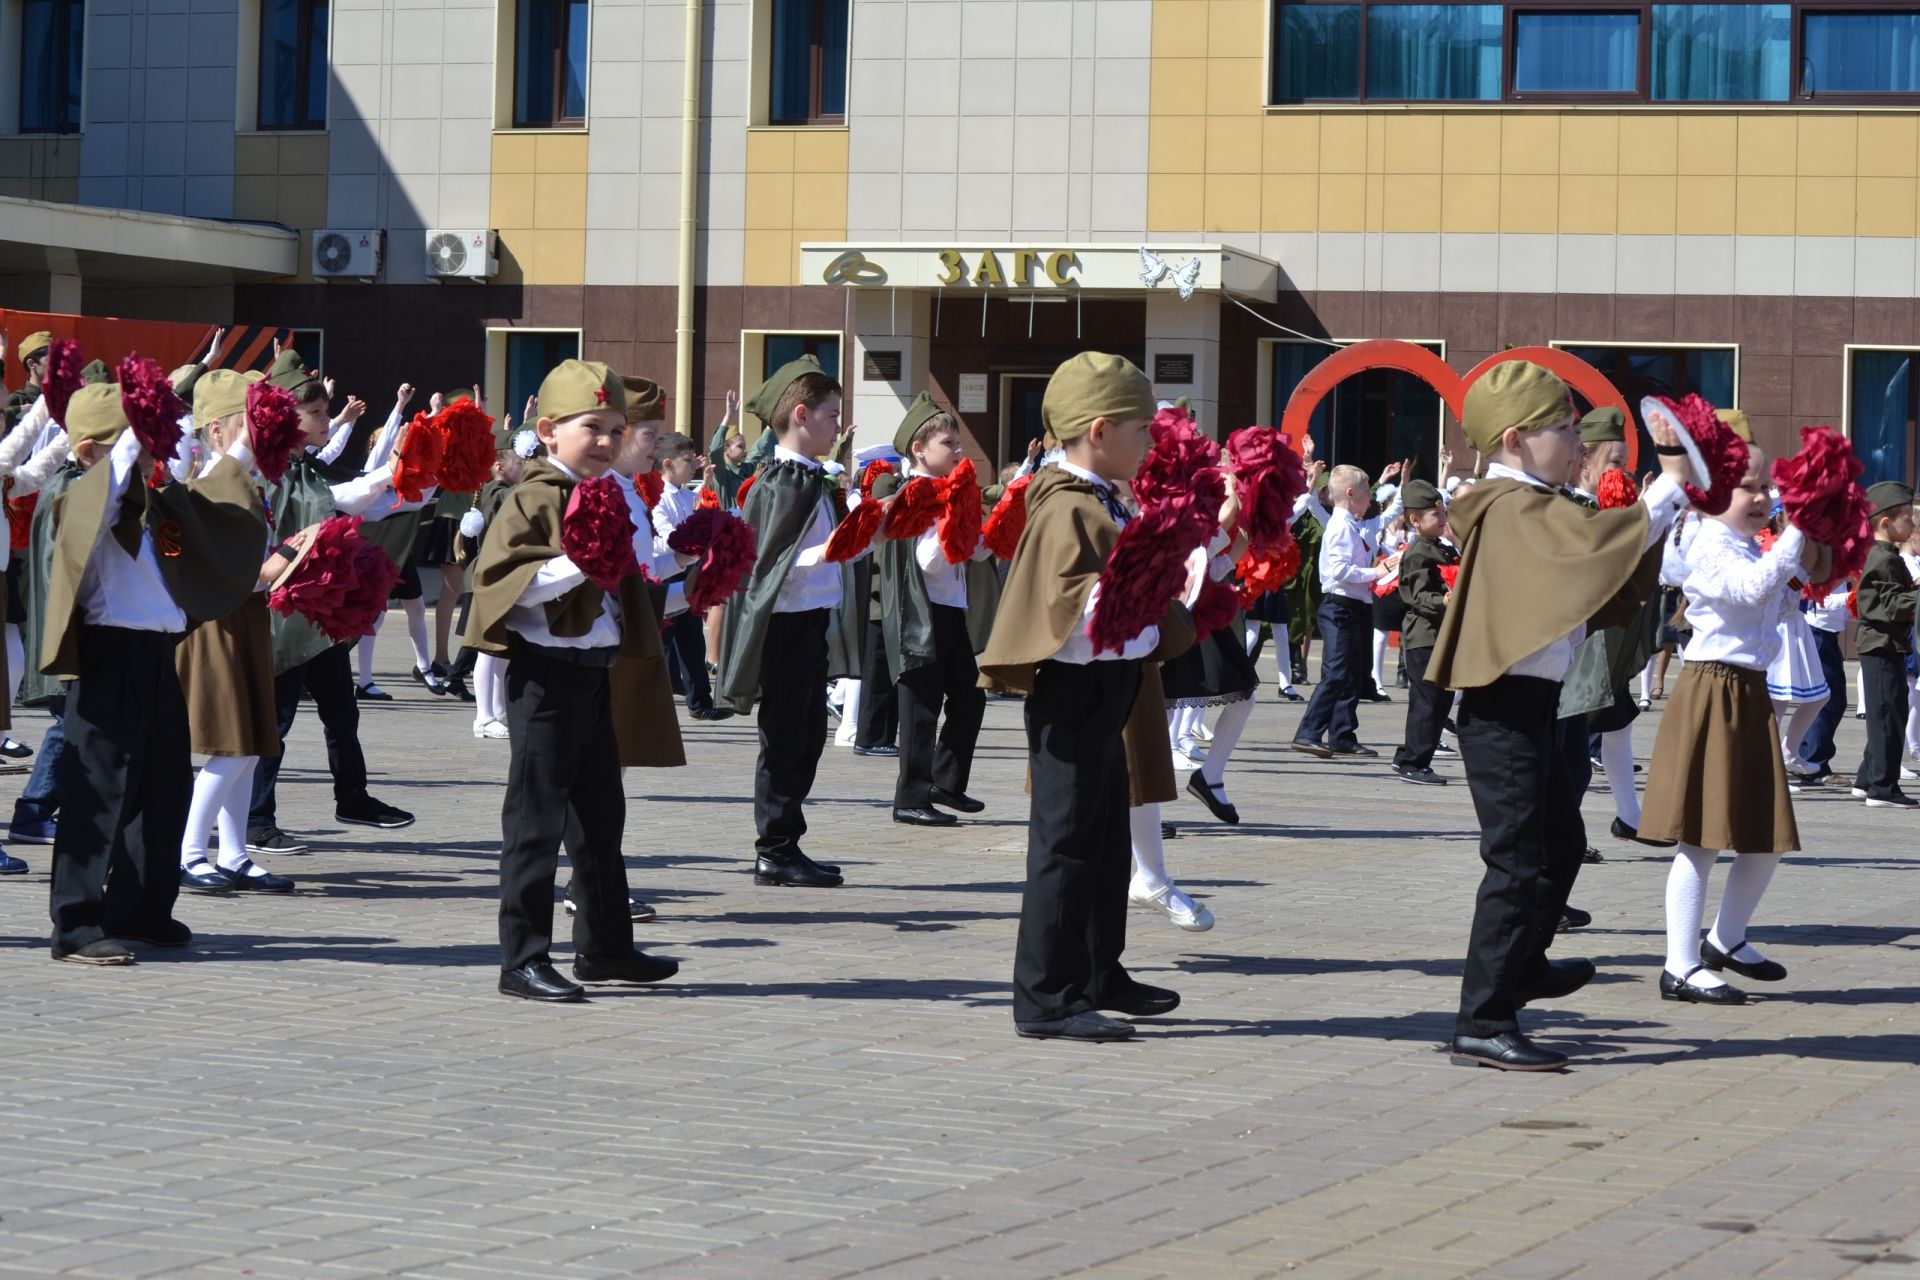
[355,682,393,702]
[1015,1011,1136,1041]
[1518,957,1595,1004]
[500,962,585,1002]
[1330,743,1379,757]
[1559,906,1593,930]
[335,796,416,829]
[1701,937,1787,982]
[754,853,844,888]
[113,919,192,949]
[1394,765,1446,786]
[574,950,679,984]
[1278,689,1305,702]
[930,787,985,813]
[1660,965,1746,1004]
[1450,1032,1569,1071]
[1610,817,1676,848]
[852,744,900,757]
[53,938,136,965]
[893,806,958,827]
[1096,982,1181,1017]
[444,675,475,704]
[1291,739,1334,759]
[1185,771,1239,824]
[1582,846,1605,864]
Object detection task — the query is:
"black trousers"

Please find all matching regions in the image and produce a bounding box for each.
[855,618,898,748]
[49,627,190,950]
[663,611,713,714]
[755,609,831,860]
[249,640,369,836]
[1392,645,1448,771]
[1801,627,1846,766]
[1855,651,1909,799]
[1012,659,1142,1024]
[1295,595,1369,748]
[1455,674,1587,1038]
[894,605,987,809]
[499,651,631,972]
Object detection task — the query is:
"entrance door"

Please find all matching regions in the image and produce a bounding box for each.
[999,374,1050,473]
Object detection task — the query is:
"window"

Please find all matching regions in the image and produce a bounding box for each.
[769,0,848,124]
[762,332,840,383]
[1652,4,1789,100]
[1370,5,1503,99]
[259,0,328,130]
[507,331,580,419]
[1849,349,1918,486]
[1558,343,1737,472]
[1803,9,1920,96]
[19,0,83,134]
[1512,10,1639,95]
[514,0,588,128]
[1269,341,1445,481]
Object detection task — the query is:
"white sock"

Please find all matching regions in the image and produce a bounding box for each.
[1664,843,1724,986]
[1599,728,1640,826]
[210,758,260,873]
[836,679,862,745]
[1371,630,1389,690]
[358,627,378,685]
[1780,694,1827,770]
[1129,803,1168,895]
[1199,695,1253,788]
[404,597,433,674]
[474,652,507,723]
[181,756,254,868]
[1708,853,1782,963]
[1640,660,1653,701]
[1244,620,1261,655]
[1272,623,1295,692]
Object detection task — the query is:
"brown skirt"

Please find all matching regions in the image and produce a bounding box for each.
[1125,662,1177,807]
[1638,660,1798,854]
[176,595,281,758]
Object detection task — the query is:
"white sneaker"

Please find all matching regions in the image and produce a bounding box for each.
[1851,787,1869,798]
[1172,741,1207,768]
[472,718,510,740]
[1129,882,1215,932]
[1191,723,1213,743]
[1901,766,1917,781]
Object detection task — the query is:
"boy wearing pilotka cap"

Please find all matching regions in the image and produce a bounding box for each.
[1849,482,1918,808]
[978,352,1195,1043]
[1427,360,1692,1071]
[1389,478,1456,785]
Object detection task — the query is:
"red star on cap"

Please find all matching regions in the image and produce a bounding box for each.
[594,386,609,405]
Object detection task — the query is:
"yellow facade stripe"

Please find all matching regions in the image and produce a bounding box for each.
[743,127,848,287]
[491,132,588,287]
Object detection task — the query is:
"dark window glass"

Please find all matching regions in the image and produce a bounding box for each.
[20,0,83,134]
[1512,10,1639,93]
[770,0,850,124]
[514,0,588,127]
[1274,3,1361,99]
[1849,350,1918,486]
[1562,345,1737,471]
[1803,10,1920,96]
[1270,342,1443,480]
[1652,4,1788,100]
[508,332,581,423]
[762,334,840,382]
[259,0,329,130]
[1368,5,1502,100]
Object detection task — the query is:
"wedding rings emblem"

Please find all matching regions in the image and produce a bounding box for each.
[822,250,887,286]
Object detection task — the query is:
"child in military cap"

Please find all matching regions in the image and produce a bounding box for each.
[465,359,680,1003]
[1389,478,1457,785]
[1850,481,1919,807]
[978,352,1195,1043]
[1427,360,1693,1071]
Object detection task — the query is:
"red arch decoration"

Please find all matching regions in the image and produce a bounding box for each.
[1279,341,1637,474]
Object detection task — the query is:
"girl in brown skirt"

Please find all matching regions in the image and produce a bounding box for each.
[1639,443,1824,1005]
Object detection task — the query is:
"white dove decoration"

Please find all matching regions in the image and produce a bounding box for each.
[1138,248,1203,300]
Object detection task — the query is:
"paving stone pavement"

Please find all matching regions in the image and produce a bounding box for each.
[1,629,1917,1279]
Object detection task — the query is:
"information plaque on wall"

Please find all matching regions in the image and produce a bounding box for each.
[1154,354,1195,384]
[958,373,988,413]
[863,350,903,382]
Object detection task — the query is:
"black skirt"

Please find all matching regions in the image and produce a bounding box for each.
[414,514,460,569]
[5,560,23,625]
[1162,623,1260,707]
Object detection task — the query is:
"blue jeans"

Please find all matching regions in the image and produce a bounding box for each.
[12,693,64,826]
[1295,595,1369,749]
[1799,628,1847,766]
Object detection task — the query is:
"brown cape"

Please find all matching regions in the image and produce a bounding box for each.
[1426,476,1660,691]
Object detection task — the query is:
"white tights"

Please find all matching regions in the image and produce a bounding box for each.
[474,652,509,724]
[180,756,260,872]
[1597,728,1640,827]
[1905,678,1920,761]
[1371,631,1390,691]
[1198,695,1254,790]
[357,602,432,684]
[1774,694,1831,772]
[1664,842,1785,986]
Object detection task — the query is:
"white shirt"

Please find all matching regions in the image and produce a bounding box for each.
[1319,506,1387,603]
[504,458,621,650]
[652,479,698,536]
[1049,460,1161,664]
[1805,582,1852,634]
[1487,462,1689,681]
[903,464,988,610]
[1680,520,1808,671]
[772,446,843,614]
[340,406,436,520]
[1659,511,1703,588]
[617,472,685,583]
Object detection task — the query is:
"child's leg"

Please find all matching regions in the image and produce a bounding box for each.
[1392,646,1445,771]
[357,623,379,687]
[1243,619,1261,656]
[179,759,231,869]
[835,678,862,746]
[209,758,263,875]
[1780,693,1827,772]
[1640,657,1654,702]
[4,621,22,707]
[1198,695,1253,792]
[1271,623,1295,693]
[474,652,505,724]
[1708,853,1784,960]
[754,611,831,860]
[1856,653,1906,796]
[894,663,942,810]
[1128,802,1168,894]
[1905,676,1920,760]
[499,657,598,970]
[931,611,986,798]
[434,564,463,666]
[1598,728,1640,827]
[402,596,433,677]
[1664,842,1723,986]
[1371,630,1389,692]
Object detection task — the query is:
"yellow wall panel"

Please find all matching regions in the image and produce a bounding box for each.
[1676,116,1737,176]
[529,230,586,285]
[234,135,278,177]
[490,178,534,231]
[532,172,588,231]
[1559,174,1617,234]
[1618,175,1677,235]
[492,133,537,174]
[1155,0,1211,59]
[1319,116,1367,174]
[1318,173,1366,231]
[1261,173,1317,232]
[1559,115,1618,176]
[743,230,792,285]
[792,129,848,173]
[1856,177,1918,238]
[1382,114,1442,174]
[1262,115,1319,173]
[1440,174,1499,234]
[1796,116,1857,177]
[1206,0,1263,59]
[1151,116,1208,174]
[1857,116,1919,178]
[1441,115,1501,175]
[534,133,587,174]
[1204,58,1263,117]
[1500,174,1557,233]
[278,134,329,176]
[233,174,277,222]
[1617,115,1678,175]
[1146,173,1192,231]
[1795,175,1855,236]
[1204,173,1261,231]
[1736,115,1795,176]
[1365,114,1387,174]
[1152,58,1210,116]
[1207,117,1262,174]
[1382,173,1439,232]
[1501,114,1559,175]
[1675,175,1735,235]
[277,175,328,225]
[745,129,795,173]
[790,171,846,228]
[1735,175,1797,235]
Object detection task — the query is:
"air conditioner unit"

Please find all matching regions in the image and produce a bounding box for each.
[425,229,497,281]
[312,229,384,281]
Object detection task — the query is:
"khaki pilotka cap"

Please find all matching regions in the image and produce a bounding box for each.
[1715,408,1753,443]
[745,354,828,428]
[620,374,666,424]
[1401,478,1444,511]
[1867,481,1914,520]
[1041,352,1156,442]
[537,359,625,422]
[194,369,254,428]
[1578,406,1626,446]
[63,384,130,448]
[892,390,944,457]
[1460,360,1576,454]
[17,331,52,363]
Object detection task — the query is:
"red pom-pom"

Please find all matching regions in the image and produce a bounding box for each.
[244,377,304,484]
[936,456,982,564]
[563,475,642,593]
[734,473,758,510]
[696,484,722,511]
[432,399,497,494]
[1655,394,1749,516]
[1439,564,1459,592]
[115,354,187,465]
[5,484,33,552]
[824,500,885,563]
[1372,554,1401,598]
[41,339,85,426]
[632,468,664,511]
[392,412,445,504]
[1234,537,1300,608]
[667,508,759,612]
[1773,425,1873,590]
[269,516,400,642]
[1225,426,1308,555]
[1191,578,1240,643]
[1596,468,1638,511]
[1089,407,1226,654]
[859,457,896,499]
[883,475,943,540]
[983,474,1031,559]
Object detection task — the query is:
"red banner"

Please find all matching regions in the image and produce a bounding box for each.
[2,312,293,391]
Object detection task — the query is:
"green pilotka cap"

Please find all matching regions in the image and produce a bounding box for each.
[1867,481,1914,520]
[745,355,827,428]
[1401,478,1443,512]
[892,390,945,458]
[1578,406,1625,446]
[266,348,318,394]
[1041,352,1156,442]
[80,359,111,386]
[1460,361,1575,454]
[536,359,625,422]
[620,374,666,424]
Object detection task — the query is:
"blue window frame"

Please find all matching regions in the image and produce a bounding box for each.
[1652,4,1789,100]
[762,334,840,383]
[19,0,83,134]
[1850,350,1918,487]
[770,0,849,124]
[259,0,329,130]
[1803,9,1920,96]
[1512,9,1640,94]
[514,0,588,128]
[507,332,581,424]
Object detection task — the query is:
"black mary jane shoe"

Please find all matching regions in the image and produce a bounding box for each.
[1278,689,1305,703]
[1449,1032,1568,1072]
[179,861,236,895]
[1660,965,1746,1004]
[1610,817,1676,848]
[223,860,296,894]
[1185,771,1240,825]
[500,962,585,1002]
[1558,906,1592,931]
[893,806,958,827]
[754,852,844,888]
[929,787,986,814]
[1701,938,1787,983]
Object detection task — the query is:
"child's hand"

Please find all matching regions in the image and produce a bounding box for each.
[397,383,416,409]
[1026,437,1043,463]
[429,391,445,415]
[723,389,739,420]
[1644,405,1693,486]
[1300,433,1316,461]
[1438,445,1454,475]
[339,395,366,423]
[1381,460,1404,483]
[524,393,539,423]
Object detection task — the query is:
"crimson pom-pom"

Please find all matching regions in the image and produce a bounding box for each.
[1652,394,1748,516]
[1089,407,1226,654]
[983,474,1031,560]
[1596,468,1639,510]
[269,516,400,642]
[696,484,721,511]
[1191,578,1240,643]
[392,411,445,503]
[562,475,642,592]
[1439,564,1459,592]
[432,399,496,494]
[244,377,304,484]
[1773,425,1873,590]
[1225,426,1308,555]
[1235,537,1300,609]
[115,354,187,465]
[5,487,32,552]
[632,468,665,511]
[41,338,85,427]
[668,508,759,612]
[936,456,983,564]
[734,473,758,510]
[883,474,943,540]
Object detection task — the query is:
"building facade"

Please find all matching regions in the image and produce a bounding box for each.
[4,0,1920,479]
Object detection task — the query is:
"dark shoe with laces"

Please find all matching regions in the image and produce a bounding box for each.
[1701,938,1787,982]
[852,743,899,758]
[893,806,958,827]
[1393,765,1446,786]
[0,850,27,875]
[574,949,679,985]
[1015,1011,1136,1041]
[335,796,416,829]
[500,962,585,1002]
[1291,739,1334,759]
[1330,743,1379,757]
[1558,906,1593,931]
[443,674,475,703]
[1185,771,1240,824]
[1450,1032,1568,1071]
[245,828,309,856]
[930,786,985,814]
[1660,965,1746,1004]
